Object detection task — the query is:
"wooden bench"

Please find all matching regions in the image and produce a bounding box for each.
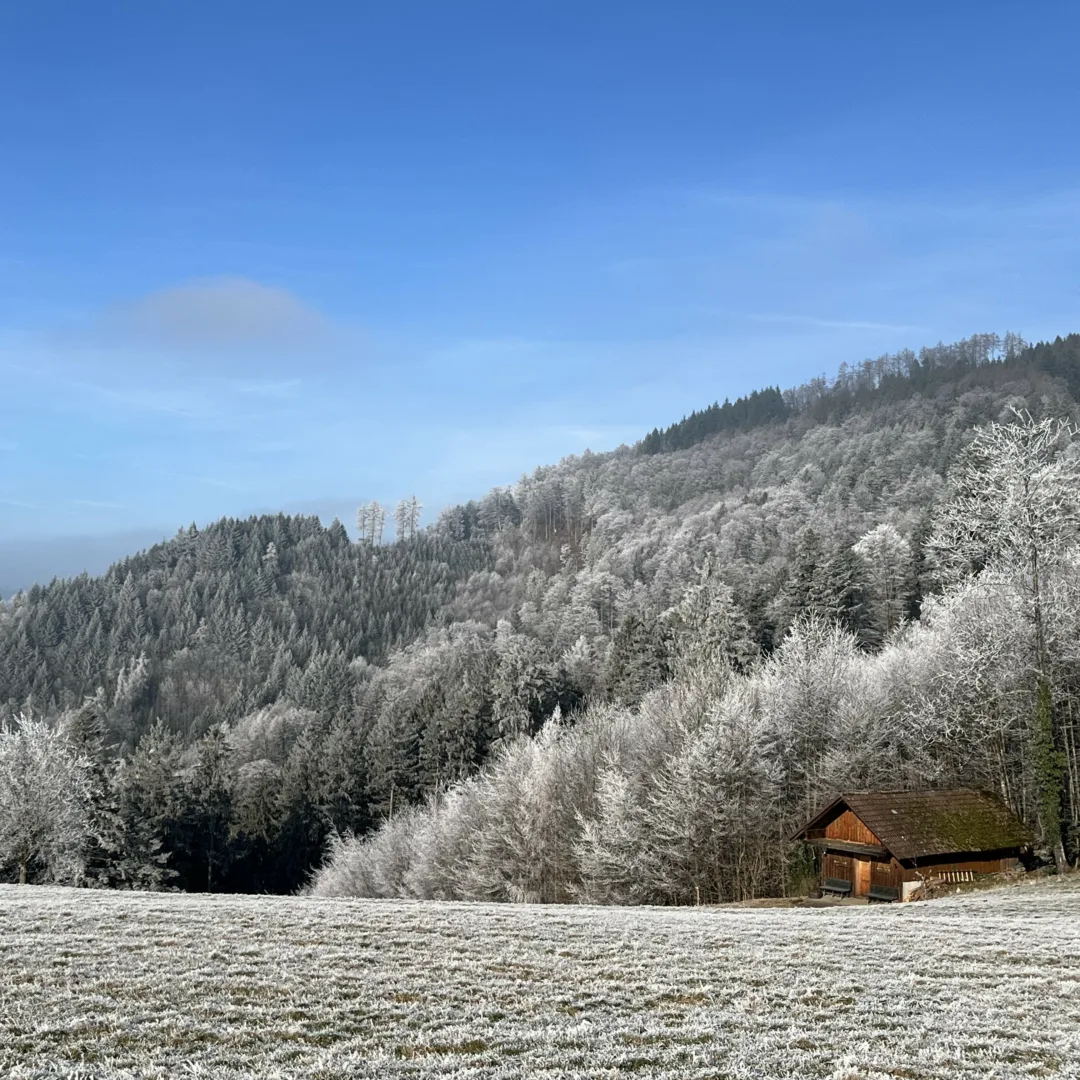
[868,884,900,903]
[821,877,852,897]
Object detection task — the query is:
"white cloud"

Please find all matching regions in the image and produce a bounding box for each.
[97,276,336,352]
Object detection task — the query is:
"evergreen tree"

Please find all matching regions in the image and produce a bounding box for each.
[187,725,235,892]
[61,690,125,886]
[604,610,670,705]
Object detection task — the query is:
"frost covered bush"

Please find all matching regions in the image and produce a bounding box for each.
[0,715,90,884]
[309,807,425,898]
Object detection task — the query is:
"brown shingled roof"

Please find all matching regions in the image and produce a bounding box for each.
[798,788,1032,861]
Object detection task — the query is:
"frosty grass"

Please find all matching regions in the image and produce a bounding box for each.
[1,877,1078,1079]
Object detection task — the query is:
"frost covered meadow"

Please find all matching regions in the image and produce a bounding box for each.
[1,877,1078,1079]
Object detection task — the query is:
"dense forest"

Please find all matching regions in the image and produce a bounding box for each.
[3,331,1080,897]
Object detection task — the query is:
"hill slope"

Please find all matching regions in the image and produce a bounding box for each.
[3,331,1080,892]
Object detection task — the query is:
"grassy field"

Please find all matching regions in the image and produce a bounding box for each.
[1,877,1078,1079]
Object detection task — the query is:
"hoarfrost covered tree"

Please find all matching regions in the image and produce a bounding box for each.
[575,767,654,904]
[491,621,549,739]
[259,541,280,598]
[853,523,912,641]
[64,690,176,889]
[308,807,425,898]
[577,682,781,905]
[604,609,669,705]
[255,726,334,892]
[110,652,152,749]
[907,577,1033,800]
[227,701,311,768]
[232,759,283,844]
[646,684,782,903]
[560,634,601,700]
[773,529,831,633]
[109,724,177,891]
[0,715,90,884]
[394,496,422,542]
[188,724,235,891]
[663,564,757,679]
[355,500,387,545]
[369,501,387,545]
[759,616,864,831]
[406,495,423,539]
[462,719,583,903]
[928,411,1080,589]
[929,410,1080,868]
[355,504,371,543]
[61,691,125,886]
[403,779,487,900]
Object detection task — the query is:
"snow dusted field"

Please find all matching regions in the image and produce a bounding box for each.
[1,878,1078,1079]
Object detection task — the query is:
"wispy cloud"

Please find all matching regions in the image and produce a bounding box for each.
[741,313,926,333]
[3,356,203,418]
[70,499,126,511]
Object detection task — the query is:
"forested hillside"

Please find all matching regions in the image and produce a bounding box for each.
[3,331,1080,895]
[1,516,491,740]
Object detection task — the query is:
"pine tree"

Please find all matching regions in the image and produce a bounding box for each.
[114,720,182,890]
[853,523,912,642]
[188,725,235,892]
[62,691,125,886]
[604,610,670,706]
[664,566,757,677]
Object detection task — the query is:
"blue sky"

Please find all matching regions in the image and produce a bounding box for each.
[2,2,1080,585]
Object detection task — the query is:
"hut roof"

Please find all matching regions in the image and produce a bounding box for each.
[797,788,1032,861]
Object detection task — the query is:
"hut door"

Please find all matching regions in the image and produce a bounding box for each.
[855,858,871,897]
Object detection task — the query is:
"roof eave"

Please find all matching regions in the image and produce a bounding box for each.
[789,794,847,841]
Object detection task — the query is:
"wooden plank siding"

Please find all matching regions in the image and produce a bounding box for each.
[871,857,903,891]
[822,853,853,885]
[897,853,1021,881]
[808,808,884,848]
[820,834,1018,896]
[822,851,902,895]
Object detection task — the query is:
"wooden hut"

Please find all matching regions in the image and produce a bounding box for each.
[792,789,1032,902]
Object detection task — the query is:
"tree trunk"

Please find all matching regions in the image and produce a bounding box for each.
[1034,677,1069,871]
[19,860,27,885]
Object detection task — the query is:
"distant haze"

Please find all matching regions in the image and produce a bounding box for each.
[0,532,170,597]
[0,497,400,594]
